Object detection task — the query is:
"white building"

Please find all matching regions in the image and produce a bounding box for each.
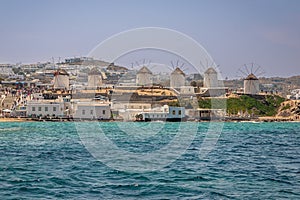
[203,67,218,88]
[0,65,14,76]
[114,103,152,121]
[73,102,111,120]
[170,67,185,88]
[244,73,259,95]
[26,96,71,118]
[287,89,300,100]
[88,67,103,88]
[136,66,153,86]
[137,105,185,122]
[53,69,70,90]
[180,86,195,95]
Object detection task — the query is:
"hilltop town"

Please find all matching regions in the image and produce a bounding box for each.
[0,57,299,122]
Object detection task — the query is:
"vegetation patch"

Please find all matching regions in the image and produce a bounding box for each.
[198,95,285,116]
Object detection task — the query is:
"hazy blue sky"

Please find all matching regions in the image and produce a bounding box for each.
[0,0,299,78]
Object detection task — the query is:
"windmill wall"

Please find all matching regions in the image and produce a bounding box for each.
[53,75,69,90]
[136,73,152,85]
[170,73,185,88]
[244,79,259,94]
[88,75,103,87]
[203,72,218,88]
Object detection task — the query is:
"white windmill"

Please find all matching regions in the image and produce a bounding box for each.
[238,63,264,95]
[136,60,153,86]
[170,60,186,88]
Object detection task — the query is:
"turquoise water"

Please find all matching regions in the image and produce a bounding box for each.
[0,122,299,199]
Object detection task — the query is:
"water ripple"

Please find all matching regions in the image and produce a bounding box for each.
[0,122,299,199]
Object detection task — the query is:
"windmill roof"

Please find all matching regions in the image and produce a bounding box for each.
[137,66,152,74]
[171,67,185,76]
[54,69,69,76]
[204,67,217,74]
[245,73,258,80]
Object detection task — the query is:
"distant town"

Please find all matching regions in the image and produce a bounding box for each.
[0,56,299,122]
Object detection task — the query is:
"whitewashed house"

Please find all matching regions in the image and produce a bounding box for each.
[27,102,63,118]
[137,105,185,122]
[73,102,111,120]
[26,96,71,118]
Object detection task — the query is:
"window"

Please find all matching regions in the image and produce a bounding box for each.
[172,110,176,115]
[179,110,182,115]
[53,107,56,112]
[90,110,93,115]
[45,107,48,112]
[102,110,105,115]
[82,110,85,115]
[38,107,41,111]
[32,107,35,111]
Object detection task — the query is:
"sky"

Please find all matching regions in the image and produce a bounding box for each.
[0,0,299,78]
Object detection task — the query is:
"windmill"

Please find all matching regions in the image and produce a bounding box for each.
[238,63,264,95]
[135,59,153,86]
[170,60,187,88]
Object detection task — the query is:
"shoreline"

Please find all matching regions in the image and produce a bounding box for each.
[0,117,299,123]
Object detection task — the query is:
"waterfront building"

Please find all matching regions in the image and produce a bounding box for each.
[187,108,226,120]
[73,102,111,120]
[26,96,71,118]
[137,105,185,122]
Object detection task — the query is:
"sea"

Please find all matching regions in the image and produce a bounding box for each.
[0,122,299,199]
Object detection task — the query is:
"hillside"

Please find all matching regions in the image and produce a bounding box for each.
[198,95,285,117]
[277,100,300,119]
